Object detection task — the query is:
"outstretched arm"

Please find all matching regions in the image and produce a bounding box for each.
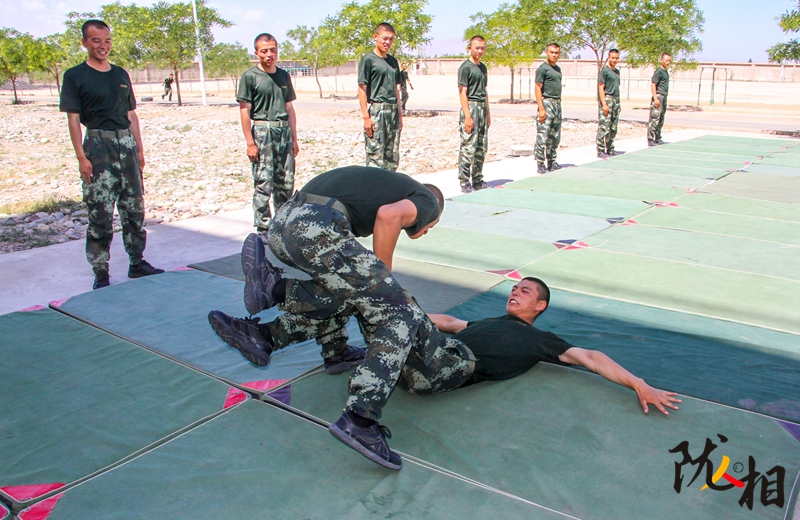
[372,199,419,270]
[427,313,468,333]
[559,347,681,415]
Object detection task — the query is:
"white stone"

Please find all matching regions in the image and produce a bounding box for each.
[509,145,535,156]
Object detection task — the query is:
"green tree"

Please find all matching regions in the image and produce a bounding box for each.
[768,2,800,63]
[62,6,149,70]
[284,24,349,98]
[204,42,251,91]
[0,28,36,103]
[334,0,432,60]
[139,0,231,105]
[29,34,69,93]
[466,1,557,100]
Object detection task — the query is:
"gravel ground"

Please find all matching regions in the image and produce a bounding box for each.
[0,102,645,253]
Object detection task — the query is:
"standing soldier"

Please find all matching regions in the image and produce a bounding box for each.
[648,53,671,147]
[237,33,299,235]
[399,62,413,113]
[534,43,563,174]
[60,19,163,290]
[161,73,174,101]
[358,23,403,171]
[596,49,622,158]
[457,35,491,193]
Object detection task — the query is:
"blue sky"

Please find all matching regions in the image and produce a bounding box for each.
[0,0,794,62]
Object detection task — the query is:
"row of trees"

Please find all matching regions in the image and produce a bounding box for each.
[768,1,800,64]
[0,0,248,105]
[280,0,704,101]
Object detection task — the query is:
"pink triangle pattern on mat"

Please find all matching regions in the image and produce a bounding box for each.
[486,269,521,280]
[645,201,679,208]
[553,240,590,250]
[223,379,290,409]
[622,220,638,226]
[171,266,192,271]
[20,305,46,312]
[1,483,65,502]
[17,493,64,520]
[48,298,69,309]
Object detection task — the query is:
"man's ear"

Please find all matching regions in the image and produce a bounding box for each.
[535,300,548,313]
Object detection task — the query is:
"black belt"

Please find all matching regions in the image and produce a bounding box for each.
[87,128,131,138]
[293,192,352,224]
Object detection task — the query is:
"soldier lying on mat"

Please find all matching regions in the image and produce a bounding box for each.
[210,253,679,471]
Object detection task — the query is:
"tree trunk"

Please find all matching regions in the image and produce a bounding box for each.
[509,67,515,101]
[173,66,182,106]
[11,77,19,104]
[315,69,322,99]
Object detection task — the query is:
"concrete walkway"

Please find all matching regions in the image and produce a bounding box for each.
[0,127,788,315]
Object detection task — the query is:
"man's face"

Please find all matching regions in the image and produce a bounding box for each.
[374,29,395,53]
[660,54,672,69]
[255,39,278,70]
[469,39,486,62]
[407,218,438,239]
[82,26,112,63]
[608,52,620,69]
[506,280,547,320]
[546,45,560,65]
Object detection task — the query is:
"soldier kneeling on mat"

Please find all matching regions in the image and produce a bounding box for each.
[208,165,443,470]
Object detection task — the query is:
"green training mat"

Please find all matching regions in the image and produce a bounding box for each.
[286,364,800,520]
[518,247,800,334]
[699,171,800,204]
[452,187,650,219]
[502,175,687,202]
[445,282,800,422]
[189,253,502,314]
[759,154,800,168]
[689,135,794,146]
[625,147,764,164]
[0,308,231,511]
[533,165,707,191]
[742,163,800,177]
[605,153,749,171]
[677,192,800,222]
[582,159,725,178]
[655,142,781,157]
[52,270,333,394]
[37,400,556,520]
[392,226,556,272]
[635,206,800,246]
[583,223,800,281]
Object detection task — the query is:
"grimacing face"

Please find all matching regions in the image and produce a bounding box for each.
[505,280,547,320]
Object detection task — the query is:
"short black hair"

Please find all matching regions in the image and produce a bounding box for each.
[546,42,560,50]
[468,35,486,46]
[521,276,550,309]
[423,184,445,216]
[609,48,620,55]
[661,52,672,59]
[376,23,395,34]
[254,33,277,49]
[81,19,110,39]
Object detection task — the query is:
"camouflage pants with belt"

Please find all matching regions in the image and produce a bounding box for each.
[251,125,295,231]
[647,95,667,143]
[82,133,146,274]
[458,102,488,187]
[265,200,473,419]
[534,98,562,165]
[365,103,400,171]
[596,96,620,153]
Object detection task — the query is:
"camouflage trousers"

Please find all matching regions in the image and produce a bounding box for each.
[400,87,409,111]
[458,101,488,186]
[365,103,400,171]
[265,199,473,419]
[647,95,667,143]
[251,125,295,231]
[81,132,147,274]
[596,96,620,153]
[534,98,562,164]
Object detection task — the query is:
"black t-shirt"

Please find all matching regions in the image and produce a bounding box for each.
[300,166,440,238]
[236,66,297,121]
[60,62,136,130]
[453,314,575,384]
[458,59,488,102]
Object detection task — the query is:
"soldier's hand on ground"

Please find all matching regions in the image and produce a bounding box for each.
[293,140,300,157]
[364,117,375,138]
[602,105,609,116]
[246,143,259,163]
[538,108,546,124]
[464,116,474,134]
[78,157,93,184]
[635,384,681,415]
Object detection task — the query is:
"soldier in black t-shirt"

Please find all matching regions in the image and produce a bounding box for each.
[648,53,672,146]
[60,19,163,290]
[161,73,174,101]
[208,166,445,470]
[429,277,680,413]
